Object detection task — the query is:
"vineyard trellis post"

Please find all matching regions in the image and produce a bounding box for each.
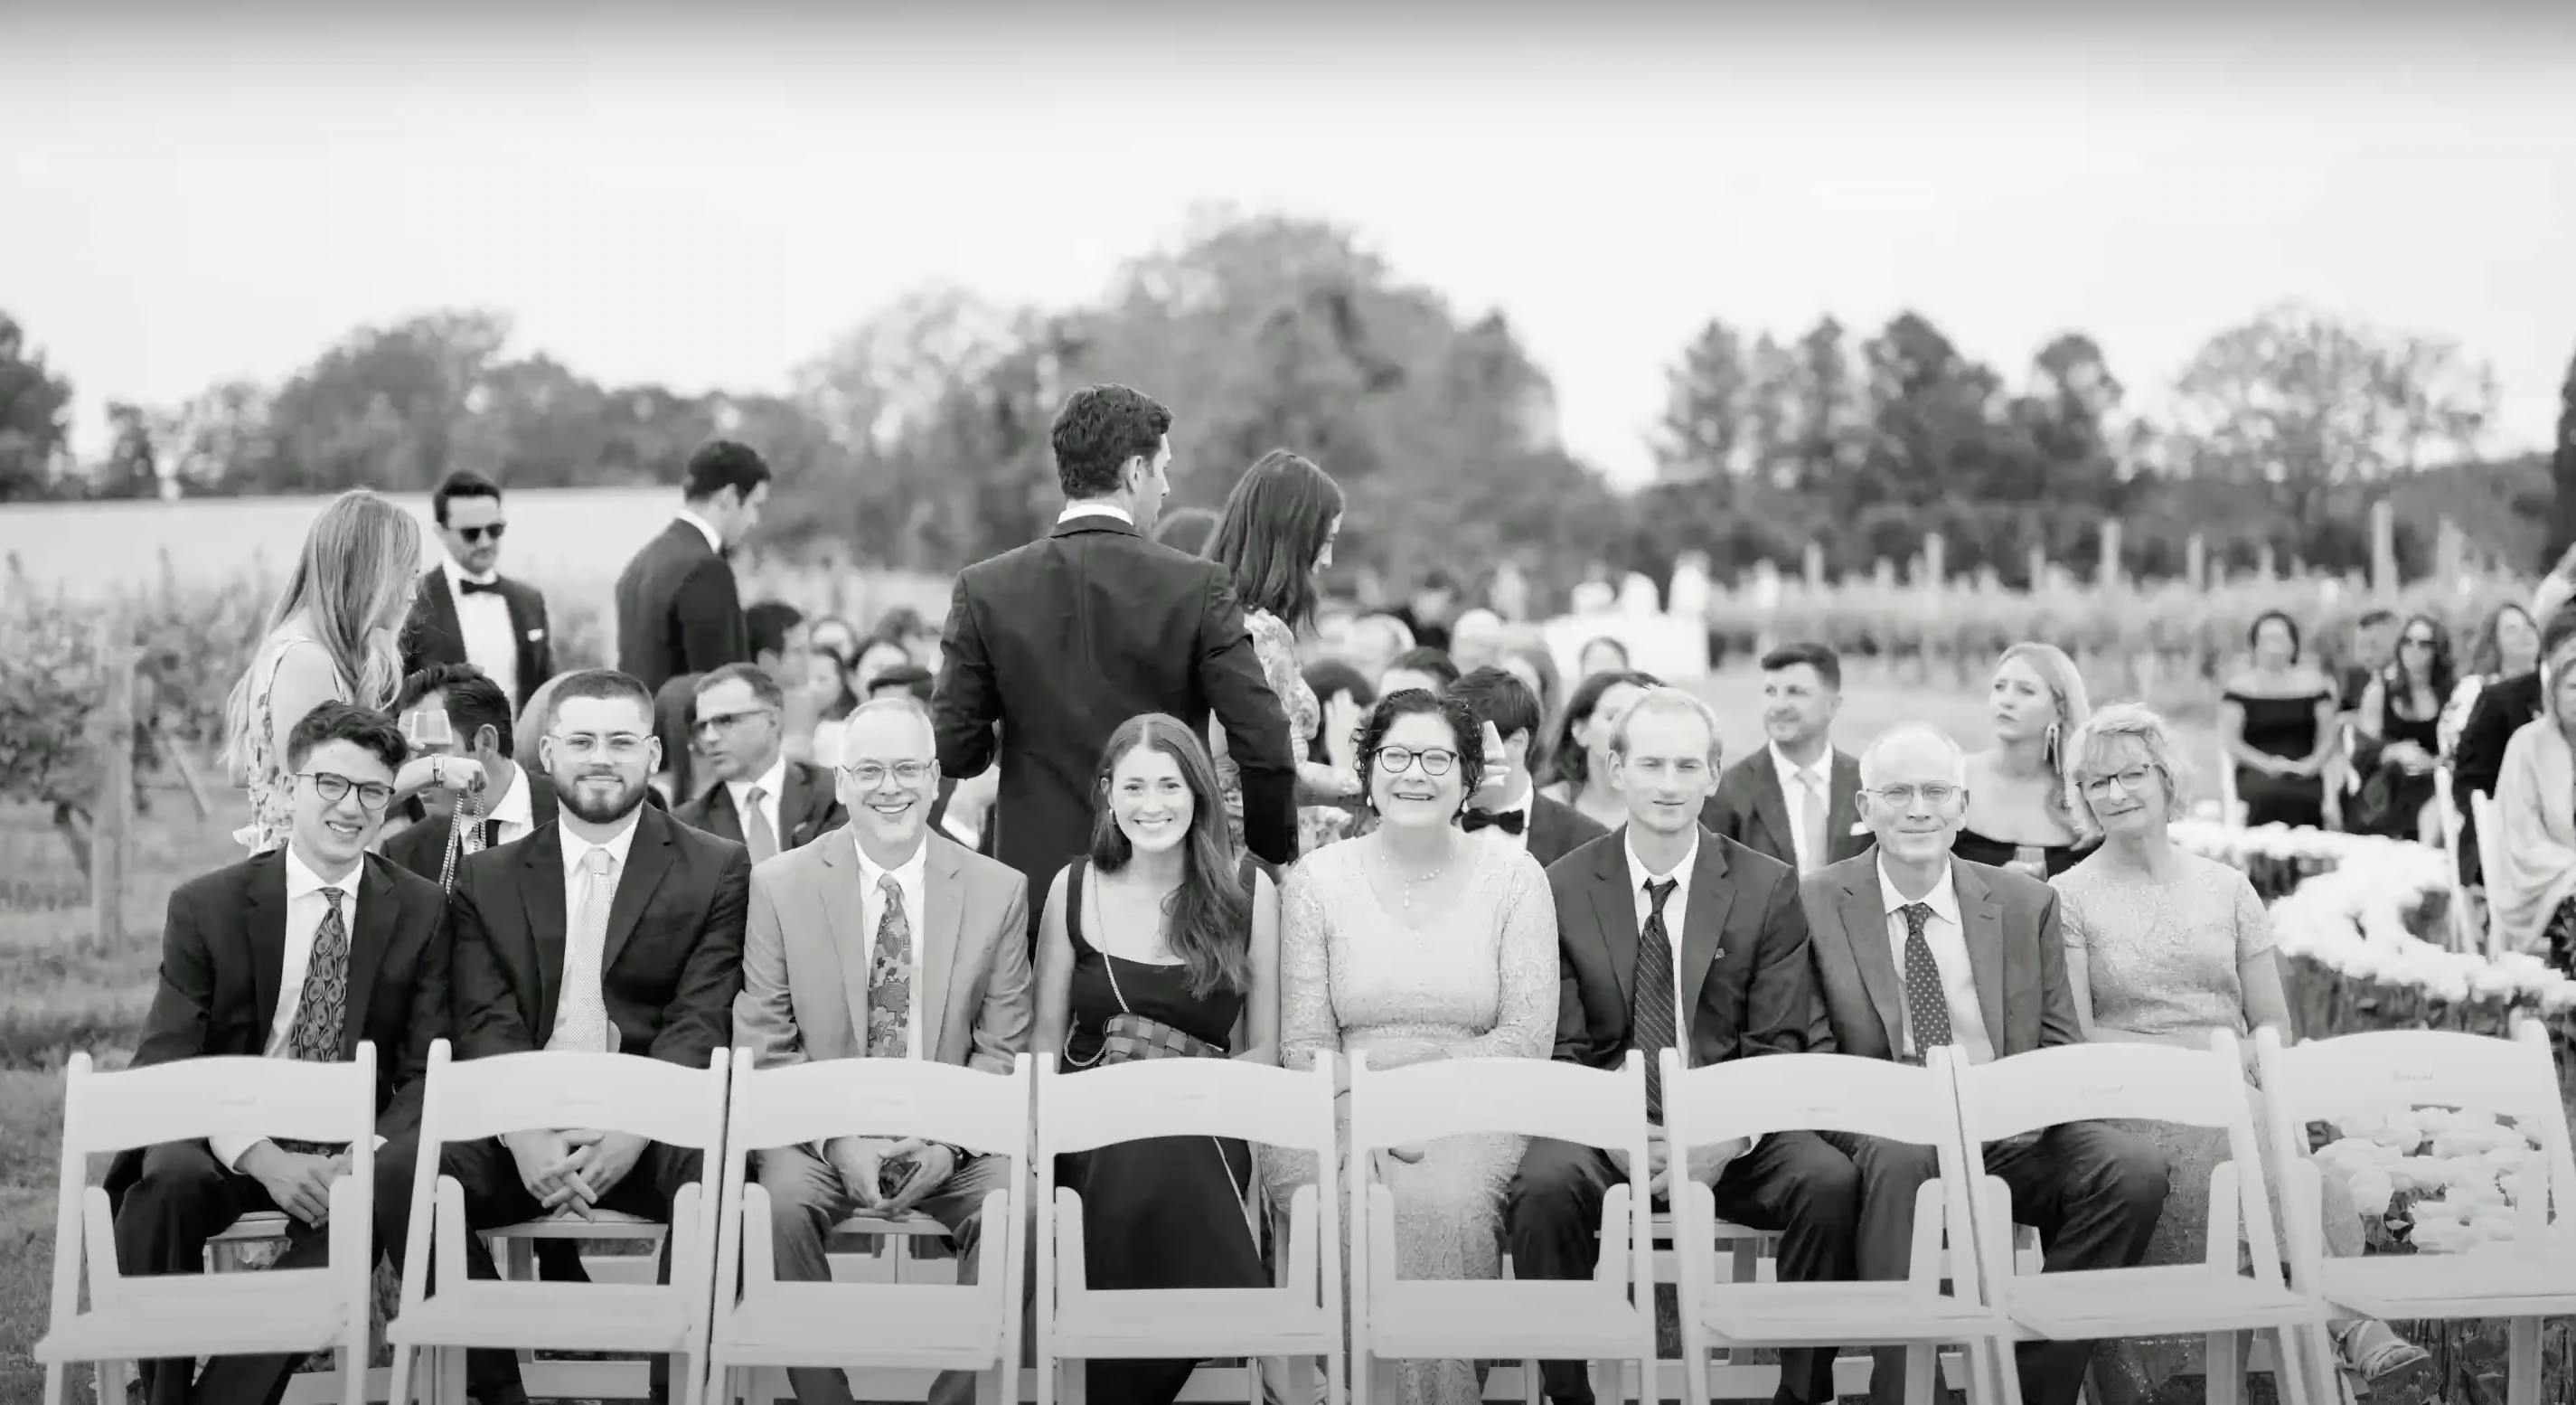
[90,616,134,945]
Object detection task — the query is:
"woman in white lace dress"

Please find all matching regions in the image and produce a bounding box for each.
[1264,689,1558,1405]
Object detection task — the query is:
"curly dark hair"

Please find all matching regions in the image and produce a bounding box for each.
[1353,688,1486,814]
[1051,384,1171,499]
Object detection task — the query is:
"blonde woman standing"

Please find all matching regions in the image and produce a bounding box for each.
[220,491,477,853]
[1957,641,2092,880]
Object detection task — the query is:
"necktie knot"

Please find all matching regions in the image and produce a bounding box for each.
[320,886,344,914]
[583,847,616,878]
[1901,901,1934,938]
[748,785,766,806]
[1645,876,1677,915]
[879,873,903,906]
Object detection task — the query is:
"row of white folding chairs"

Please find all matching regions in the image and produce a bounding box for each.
[42,1023,2576,1405]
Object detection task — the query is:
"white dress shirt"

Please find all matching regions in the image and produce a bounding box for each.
[724,754,787,854]
[1878,856,1998,1065]
[440,556,519,706]
[475,766,536,848]
[853,831,929,1059]
[212,847,372,1171]
[1057,502,1133,527]
[551,816,642,1051]
[1468,785,1534,853]
[675,509,723,554]
[1769,743,1832,872]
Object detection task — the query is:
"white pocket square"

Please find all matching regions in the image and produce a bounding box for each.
[1847,820,1871,836]
[525,627,546,640]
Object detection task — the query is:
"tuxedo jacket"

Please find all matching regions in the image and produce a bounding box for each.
[1698,747,1874,871]
[733,830,1033,1074]
[382,775,561,883]
[400,569,557,713]
[615,519,749,698]
[1524,794,1610,868]
[1796,852,2080,1062]
[447,805,751,1069]
[932,514,1297,891]
[675,759,847,856]
[107,850,450,1197]
[1544,826,1819,1074]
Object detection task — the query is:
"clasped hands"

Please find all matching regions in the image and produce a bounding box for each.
[506,1127,651,1219]
[1609,1135,1751,1200]
[239,1142,353,1227]
[825,1136,956,1217]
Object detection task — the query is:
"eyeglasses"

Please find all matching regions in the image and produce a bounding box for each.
[2081,767,2158,798]
[300,770,394,812]
[2402,634,2438,648]
[691,706,777,735]
[843,760,929,787]
[550,731,650,760]
[456,523,507,543]
[1865,782,1962,808]
[1375,746,1457,778]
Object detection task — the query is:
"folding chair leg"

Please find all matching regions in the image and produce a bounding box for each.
[2507,1317,2543,1405]
[2205,1329,2242,1405]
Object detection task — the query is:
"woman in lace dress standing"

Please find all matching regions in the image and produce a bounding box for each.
[1204,449,1368,855]
[1264,689,1558,1405]
[2053,704,2428,1403]
[219,490,479,853]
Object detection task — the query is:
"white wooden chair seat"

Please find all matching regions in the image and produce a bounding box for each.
[1998,1264,2326,1339]
[1367,1278,1645,1362]
[1044,1284,1332,1358]
[209,1211,293,1244]
[716,1284,997,1370]
[390,1279,691,1354]
[2312,1251,2576,1320]
[43,1263,351,1363]
[1692,1278,2007,1346]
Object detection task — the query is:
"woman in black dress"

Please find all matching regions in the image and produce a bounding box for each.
[2220,610,2339,828]
[1031,712,1281,1405]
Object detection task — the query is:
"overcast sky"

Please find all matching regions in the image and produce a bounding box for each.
[5,1,2572,486]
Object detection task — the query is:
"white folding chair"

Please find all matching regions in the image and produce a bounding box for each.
[2469,789,2509,957]
[1037,1051,1341,1405]
[707,1048,1030,1405]
[37,1045,381,1405]
[2434,769,2477,952]
[1346,1051,1655,1405]
[2255,1022,2576,1405]
[1945,1032,2335,1405]
[386,1041,729,1405]
[1662,1047,2012,1405]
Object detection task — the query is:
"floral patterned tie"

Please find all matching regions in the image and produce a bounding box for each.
[1900,901,1954,1063]
[276,887,350,1153]
[867,874,911,1059]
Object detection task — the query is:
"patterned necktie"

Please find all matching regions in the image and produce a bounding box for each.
[1632,878,1680,1119]
[868,874,913,1058]
[1899,901,1955,1062]
[549,847,616,1052]
[1799,770,1829,872]
[276,887,351,1154]
[745,786,779,864]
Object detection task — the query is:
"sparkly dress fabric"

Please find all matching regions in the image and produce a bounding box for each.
[1212,607,1354,856]
[234,631,333,855]
[2055,852,2369,1403]
[1263,838,1559,1405]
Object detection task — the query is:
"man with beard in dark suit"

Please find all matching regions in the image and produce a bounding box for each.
[931,384,1295,919]
[676,664,847,861]
[443,668,752,1405]
[383,664,558,883]
[108,702,451,1405]
[401,472,556,714]
[1700,644,1872,874]
[615,441,769,697]
[1450,665,1607,866]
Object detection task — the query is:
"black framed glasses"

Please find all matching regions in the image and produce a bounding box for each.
[300,770,394,812]
[456,523,507,543]
[2080,767,2158,798]
[1376,746,1457,778]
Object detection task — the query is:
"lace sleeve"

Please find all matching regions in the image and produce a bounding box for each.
[2229,866,2276,961]
[1276,858,1340,1072]
[1450,850,1560,1061]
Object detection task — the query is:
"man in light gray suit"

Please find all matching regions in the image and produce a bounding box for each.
[733,696,1033,1405]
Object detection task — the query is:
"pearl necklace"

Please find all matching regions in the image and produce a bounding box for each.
[1377,843,1449,910]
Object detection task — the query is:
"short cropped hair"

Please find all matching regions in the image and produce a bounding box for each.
[745,600,804,661]
[1606,686,1723,770]
[286,701,409,774]
[1448,665,1542,743]
[430,470,502,526]
[1858,722,1967,787]
[1759,641,1841,691]
[394,662,513,757]
[1051,384,1171,499]
[682,439,772,502]
[547,668,656,721]
[867,663,935,703]
[2356,608,2399,631]
[1385,646,1461,690]
[694,662,786,712]
[2062,702,2191,839]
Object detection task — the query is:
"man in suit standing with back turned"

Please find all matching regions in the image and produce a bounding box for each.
[616,440,769,698]
[931,384,1295,925]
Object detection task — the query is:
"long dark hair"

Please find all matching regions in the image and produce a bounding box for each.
[2383,612,2456,719]
[1543,668,1660,790]
[1207,449,1344,635]
[1086,714,1252,998]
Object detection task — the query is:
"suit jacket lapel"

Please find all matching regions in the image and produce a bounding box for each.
[816,836,870,1055]
[1587,837,1640,1005]
[343,856,399,1055]
[787,762,833,846]
[699,785,743,844]
[1748,758,1798,863]
[420,570,462,657]
[1952,859,2008,1043]
[248,854,287,1040]
[1838,864,1907,1051]
[1677,835,1735,1024]
[919,840,964,1058]
[1828,751,1868,861]
[603,807,679,977]
[518,824,569,1031]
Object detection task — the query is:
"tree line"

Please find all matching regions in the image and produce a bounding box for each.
[5,208,2572,598]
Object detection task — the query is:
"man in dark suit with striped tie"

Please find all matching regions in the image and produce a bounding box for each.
[383,664,559,883]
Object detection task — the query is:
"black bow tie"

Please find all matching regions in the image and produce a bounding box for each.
[1462,807,1525,835]
[456,578,503,596]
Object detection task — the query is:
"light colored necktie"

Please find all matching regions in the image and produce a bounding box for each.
[867,874,912,1059]
[550,847,616,1052]
[745,785,779,864]
[1799,769,1829,872]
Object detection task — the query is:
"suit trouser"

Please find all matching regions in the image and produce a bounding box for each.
[1829,1123,2169,1405]
[756,1144,1034,1405]
[1506,1130,1859,1405]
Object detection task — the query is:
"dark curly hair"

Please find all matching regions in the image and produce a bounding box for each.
[1354,688,1486,814]
[1051,383,1171,499]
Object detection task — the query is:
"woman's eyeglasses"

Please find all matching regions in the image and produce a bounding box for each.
[1375,746,1457,778]
[2081,767,2158,798]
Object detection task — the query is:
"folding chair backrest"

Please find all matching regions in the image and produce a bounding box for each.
[729,1051,1032,1159]
[2469,789,2507,955]
[1038,1052,1337,1160]
[418,1042,729,1153]
[57,1044,381,1155]
[1346,1051,1650,1161]
[1659,1048,1950,1148]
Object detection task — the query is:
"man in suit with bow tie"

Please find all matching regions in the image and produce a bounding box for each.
[616,440,768,697]
[108,702,452,1405]
[400,472,556,714]
[1698,644,1872,874]
[676,664,848,862]
[734,696,1033,1405]
[1451,665,1608,866]
[383,664,559,883]
[1505,688,1857,1405]
[1800,722,2166,1405]
[442,668,752,1405]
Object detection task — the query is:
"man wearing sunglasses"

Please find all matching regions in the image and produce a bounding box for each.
[401,470,558,713]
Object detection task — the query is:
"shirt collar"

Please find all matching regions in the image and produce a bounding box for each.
[1057,501,1133,526]
[562,812,643,872]
[1622,825,1700,894]
[1769,742,1829,791]
[675,509,723,554]
[481,767,534,830]
[729,754,789,807]
[1877,853,1961,926]
[853,828,930,889]
[283,844,361,902]
[441,555,499,589]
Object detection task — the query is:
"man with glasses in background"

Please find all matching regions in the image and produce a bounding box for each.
[108,702,455,1405]
[678,663,848,863]
[401,470,557,714]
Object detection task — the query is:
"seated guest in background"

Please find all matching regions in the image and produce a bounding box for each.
[733,697,1033,1405]
[384,664,555,882]
[1800,722,2167,1405]
[2440,601,2540,759]
[2221,609,2338,830]
[1450,665,1606,867]
[2349,614,2451,844]
[1147,503,1223,555]
[2054,704,2428,1401]
[401,471,556,715]
[1345,611,1415,685]
[1508,688,1853,1405]
[871,604,943,670]
[1700,643,1870,874]
[447,668,751,1405]
[1378,645,1460,699]
[1539,669,1660,833]
[837,632,917,716]
[1958,642,2092,881]
[746,599,830,761]
[807,615,861,673]
[679,664,847,863]
[2488,608,2576,967]
[2336,608,2401,721]
[1392,568,1461,654]
[1500,645,1560,730]
[650,670,706,806]
[2454,607,2554,886]
[1447,608,1506,672]
[112,702,454,1405]
[1030,713,1278,1405]
[1575,635,1631,679]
